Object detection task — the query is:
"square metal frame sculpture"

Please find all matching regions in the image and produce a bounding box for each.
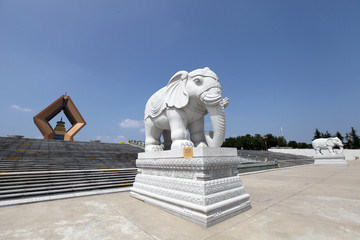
[33,95,86,141]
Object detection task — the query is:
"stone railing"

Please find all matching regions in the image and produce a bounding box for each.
[129,140,145,149]
[269,148,360,161]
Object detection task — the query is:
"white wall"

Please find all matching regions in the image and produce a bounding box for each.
[269,148,360,161]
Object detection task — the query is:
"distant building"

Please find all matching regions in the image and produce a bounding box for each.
[33,94,86,141]
[53,118,66,140]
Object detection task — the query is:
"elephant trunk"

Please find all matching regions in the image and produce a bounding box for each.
[338,145,344,154]
[202,90,226,147]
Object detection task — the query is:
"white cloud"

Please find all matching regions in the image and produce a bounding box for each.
[116,135,126,141]
[96,136,110,142]
[119,119,143,128]
[140,128,145,133]
[10,104,32,112]
[95,135,126,143]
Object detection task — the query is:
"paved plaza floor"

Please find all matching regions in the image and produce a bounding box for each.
[0,161,359,240]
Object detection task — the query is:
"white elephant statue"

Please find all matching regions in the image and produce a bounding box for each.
[144,67,229,152]
[312,137,344,155]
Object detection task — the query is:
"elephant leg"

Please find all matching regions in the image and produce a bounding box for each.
[144,118,163,152]
[163,130,172,150]
[315,148,322,155]
[328,146,335,154]
[188,117,207,147]
[167,109,194,149]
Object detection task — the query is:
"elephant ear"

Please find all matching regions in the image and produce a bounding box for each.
[326,139,334,146]
[165,71,189,108]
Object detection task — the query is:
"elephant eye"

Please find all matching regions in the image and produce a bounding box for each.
[194,78,202,85]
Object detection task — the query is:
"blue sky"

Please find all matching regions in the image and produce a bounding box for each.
[1,0,359,143]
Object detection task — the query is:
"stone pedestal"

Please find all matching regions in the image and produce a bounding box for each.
[130,148,251,227]
[314,154,348,166]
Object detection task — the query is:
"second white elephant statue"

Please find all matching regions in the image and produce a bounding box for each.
[312,137,344,155]
[144,67,229,152]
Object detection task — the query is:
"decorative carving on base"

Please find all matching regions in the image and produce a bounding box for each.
[314,154,348,166]
[130,148,251,227]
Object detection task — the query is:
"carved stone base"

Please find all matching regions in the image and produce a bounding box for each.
[130,148,251,227]
[314,154,348,166]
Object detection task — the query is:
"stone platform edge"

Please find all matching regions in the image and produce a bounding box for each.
[132,147,251,227]
[130,190,251,227]
[138,147,237,159]
[314,154,348,166]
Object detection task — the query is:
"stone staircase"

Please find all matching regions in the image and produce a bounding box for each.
[0,137,142,172]
[237,150,314,168]
[0,137,143,203]
[0,169,137,201]
[0,137,315,204]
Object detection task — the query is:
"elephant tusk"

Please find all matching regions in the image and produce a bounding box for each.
[202,92,222,106]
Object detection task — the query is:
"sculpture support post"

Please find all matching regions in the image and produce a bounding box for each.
[313,154,348,166]
[130,148,251,227]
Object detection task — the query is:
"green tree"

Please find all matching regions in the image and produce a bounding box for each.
[335,132,344,142]
[298,142,310,148]
[349,127,360,149]
[288,140,298,148]
[313,129,322,140]
[222,137,237,148]
[223,133,309,150]
[235,136,242,149]
[264,133,278,149]
[241,134,253,150]
[323,130,332,138]
[345,133,352,149]
[253,134,265,150]
[276,136,287,147]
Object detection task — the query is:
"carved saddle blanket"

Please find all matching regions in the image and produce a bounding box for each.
[144,87,167,120]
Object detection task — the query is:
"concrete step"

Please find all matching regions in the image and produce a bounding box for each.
[0,181,133,200]
[0,174,135,184]
[0,171,135,180]
[0,169,137,200]
[0,166,136,172]
[0,176,135,189]
[0,173,135,183]
[0,171,136,181]
[0,136,143,172]
[0,178,135,194]
[0,168,136,173]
